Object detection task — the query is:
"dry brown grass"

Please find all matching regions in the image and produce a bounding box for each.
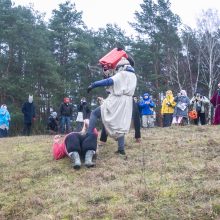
[0,125,220,219]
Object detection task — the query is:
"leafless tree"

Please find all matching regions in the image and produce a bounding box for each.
[197,10,220,96]
[196,9,220,121]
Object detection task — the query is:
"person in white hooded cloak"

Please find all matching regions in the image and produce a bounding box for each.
[86,56,137,155]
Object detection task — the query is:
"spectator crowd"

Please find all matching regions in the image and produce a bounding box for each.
[1,86,220,138]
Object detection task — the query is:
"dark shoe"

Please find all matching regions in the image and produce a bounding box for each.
[115,150,126,155]
[72,164,81,170]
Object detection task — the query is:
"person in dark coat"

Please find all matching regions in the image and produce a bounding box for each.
[59,97,73,134]
[76,97,91,131]
[22,95,36,136]
[132,96,141,142]
[210,83,220,125]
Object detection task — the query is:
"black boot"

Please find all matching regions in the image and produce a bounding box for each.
[115,149,126,155]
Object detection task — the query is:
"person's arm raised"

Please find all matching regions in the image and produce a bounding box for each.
[87,78,114,93]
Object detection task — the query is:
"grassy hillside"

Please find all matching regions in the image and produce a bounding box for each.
[0,126,220,220]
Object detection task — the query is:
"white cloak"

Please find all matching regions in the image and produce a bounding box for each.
[101,69,137,138]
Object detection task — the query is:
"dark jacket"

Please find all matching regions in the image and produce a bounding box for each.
[22,102,36,124]
[59,103,73,117]
[77,102,91,119]
[47,116,58,131]
[132,100,140,120]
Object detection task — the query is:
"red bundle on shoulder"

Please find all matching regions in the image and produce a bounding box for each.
[99,48,128,69]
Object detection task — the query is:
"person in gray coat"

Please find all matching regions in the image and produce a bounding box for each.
[172,90,190,125]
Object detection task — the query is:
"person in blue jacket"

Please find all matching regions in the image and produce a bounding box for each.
[0,104,10,137]
[139,93,155,128]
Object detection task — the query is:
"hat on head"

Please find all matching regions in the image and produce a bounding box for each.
[180,90,187,96]
[1,104,7,110]
[81,97,86,103]
[166,90,173,96]
[64,97,70,103]
[144,93,149,97]
[51,112,57,118]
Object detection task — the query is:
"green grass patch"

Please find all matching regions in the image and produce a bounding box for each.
[0,126,220,219]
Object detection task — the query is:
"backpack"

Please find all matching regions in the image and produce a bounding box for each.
[188,110,198,120]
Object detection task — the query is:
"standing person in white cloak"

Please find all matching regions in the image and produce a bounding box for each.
[86,56,137,156]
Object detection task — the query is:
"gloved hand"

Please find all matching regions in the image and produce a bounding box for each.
[87,85,93,93]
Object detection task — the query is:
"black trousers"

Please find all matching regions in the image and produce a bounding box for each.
[193,112,206,125]
[133,117,141,139]
[65,132,97,156]
[163,113,173,127]
[100,125,108,142]
[0,128,8,138]
[23,123,32,136]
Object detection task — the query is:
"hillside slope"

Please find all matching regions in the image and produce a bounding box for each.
[0,126,220,220]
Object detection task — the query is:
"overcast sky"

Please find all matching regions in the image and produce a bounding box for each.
[13,0,220,35]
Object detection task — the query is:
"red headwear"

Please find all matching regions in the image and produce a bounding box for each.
[64,97,70,103]
[99,48,128,70]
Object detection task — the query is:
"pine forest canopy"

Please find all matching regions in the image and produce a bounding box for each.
[0,0,220,134]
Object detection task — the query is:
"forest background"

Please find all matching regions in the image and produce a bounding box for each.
[1,0,220,135]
